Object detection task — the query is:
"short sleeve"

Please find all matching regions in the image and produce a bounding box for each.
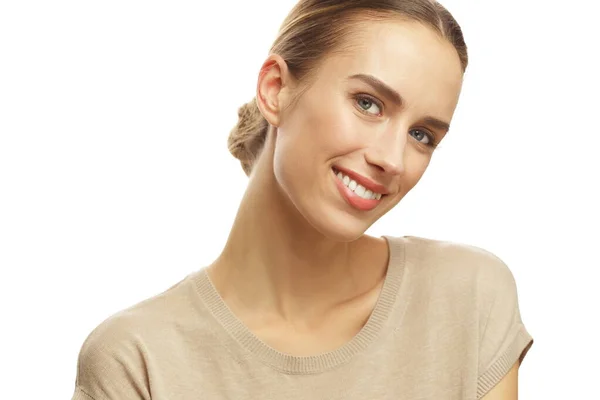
[475,252,534,398]
[72,315,151,400]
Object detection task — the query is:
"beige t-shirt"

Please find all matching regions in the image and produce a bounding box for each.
[72,235,534,399]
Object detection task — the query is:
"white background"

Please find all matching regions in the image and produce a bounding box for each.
[1,0,598,398]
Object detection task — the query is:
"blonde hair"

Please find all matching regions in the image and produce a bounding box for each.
[228,0,468,176]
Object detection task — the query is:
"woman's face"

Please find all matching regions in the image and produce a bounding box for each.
[269,19,464,241]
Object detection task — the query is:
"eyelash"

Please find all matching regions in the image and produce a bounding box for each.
[352,93,439,149]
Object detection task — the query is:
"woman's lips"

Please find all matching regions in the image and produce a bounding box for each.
[332,168,383,211]
[332,165,389,195]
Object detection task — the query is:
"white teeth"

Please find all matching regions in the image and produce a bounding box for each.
[355,185,366,197]
[334,169,383,200]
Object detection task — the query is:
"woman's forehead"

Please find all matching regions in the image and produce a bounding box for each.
[309,20,463,115]
[329,20,461,80]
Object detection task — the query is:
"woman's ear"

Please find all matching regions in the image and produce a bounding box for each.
[255,54,293,129]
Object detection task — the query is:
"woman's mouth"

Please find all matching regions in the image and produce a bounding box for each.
[332,167,385,211]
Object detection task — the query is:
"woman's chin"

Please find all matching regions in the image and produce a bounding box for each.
[307,209,373,243]
[286,187,380,242]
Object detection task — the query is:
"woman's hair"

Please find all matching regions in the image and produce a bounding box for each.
[228,0,468,176]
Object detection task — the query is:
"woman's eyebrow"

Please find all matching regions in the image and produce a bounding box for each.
[347,73,404,107]
[346,73,451,132]
[422,116,450,133]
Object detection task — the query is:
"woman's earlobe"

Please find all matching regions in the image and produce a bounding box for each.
[256,91,281,128]
[256,83,282,127]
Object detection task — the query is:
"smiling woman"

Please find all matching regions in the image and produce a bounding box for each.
[71,1,533,399]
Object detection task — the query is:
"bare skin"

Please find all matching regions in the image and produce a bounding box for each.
[207,19,463,356]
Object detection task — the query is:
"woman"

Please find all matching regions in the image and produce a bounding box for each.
[72,0,534,399]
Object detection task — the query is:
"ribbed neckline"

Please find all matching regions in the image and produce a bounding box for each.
[192,235,407,374]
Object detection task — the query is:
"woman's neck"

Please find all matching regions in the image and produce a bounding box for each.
[206,148,388,326]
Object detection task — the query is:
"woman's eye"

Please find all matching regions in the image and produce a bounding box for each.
[409,129,434,147]
[355,95,382,116]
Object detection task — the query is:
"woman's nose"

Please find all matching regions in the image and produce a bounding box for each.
[364,132,406,176]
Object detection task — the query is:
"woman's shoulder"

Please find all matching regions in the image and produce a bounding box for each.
[390,234,515,280]
[385,234,520,305]
[73,270,211,397]
[75,270,206,363]
[385,235,534,395]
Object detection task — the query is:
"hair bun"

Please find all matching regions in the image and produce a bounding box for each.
[227,98,269,176]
